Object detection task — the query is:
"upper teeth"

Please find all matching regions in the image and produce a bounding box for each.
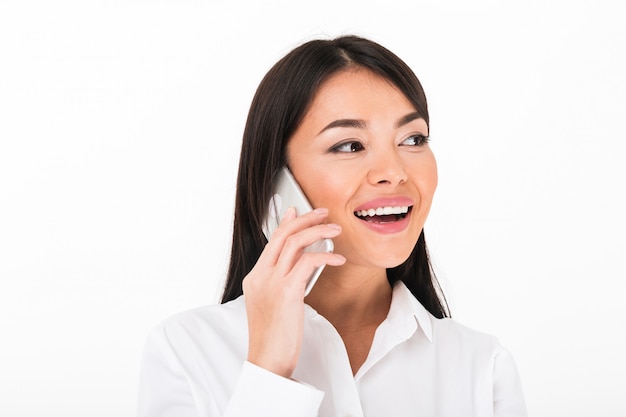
[355,206,410,217]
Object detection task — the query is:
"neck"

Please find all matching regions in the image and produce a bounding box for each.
[304,264,393,331]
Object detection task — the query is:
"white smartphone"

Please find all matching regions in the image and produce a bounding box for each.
[262,167,334,296]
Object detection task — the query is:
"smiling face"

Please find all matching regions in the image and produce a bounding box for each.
[286,68,437,271]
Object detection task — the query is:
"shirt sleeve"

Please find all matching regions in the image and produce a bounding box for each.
[223,361,325,417]
[137,325,205,417]
[138,324,324,417]
[493,348,528,417]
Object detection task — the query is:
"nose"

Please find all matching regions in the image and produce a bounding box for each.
[366,147,408,186]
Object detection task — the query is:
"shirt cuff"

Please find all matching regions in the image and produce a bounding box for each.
[224,361,324,417]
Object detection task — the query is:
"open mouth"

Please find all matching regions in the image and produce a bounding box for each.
[354,205,413,223]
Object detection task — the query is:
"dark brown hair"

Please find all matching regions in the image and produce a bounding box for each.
[221,35,449,319]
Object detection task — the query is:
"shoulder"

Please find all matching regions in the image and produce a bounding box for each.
[430,317,507,360]
[433,317,498,343]
[139,298,254,415]
[429,318,527,415]
[145,297,249,359]
[158,296,247,331]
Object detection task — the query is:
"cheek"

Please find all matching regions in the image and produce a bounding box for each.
[417,155,438,198]
[303,175,349,209]
[425,169,438,197]
[289,155,354,210]
[423,152,439,198]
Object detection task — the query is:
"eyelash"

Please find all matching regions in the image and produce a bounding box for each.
[330,141,365,153]
[329,134,430,153]
[401,134,430,147]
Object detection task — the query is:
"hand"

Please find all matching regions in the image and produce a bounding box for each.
[242,207,345,378]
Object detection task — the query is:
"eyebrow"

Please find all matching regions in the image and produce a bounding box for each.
[317,118,366,135]
[317,111,423,135]
[395,111,422,128]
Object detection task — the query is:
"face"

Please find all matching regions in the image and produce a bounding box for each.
[286,68,437,271]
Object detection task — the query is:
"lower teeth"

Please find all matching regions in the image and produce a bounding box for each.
[361,214,405,223]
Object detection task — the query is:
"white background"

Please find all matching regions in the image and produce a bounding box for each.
[1,0,624,416]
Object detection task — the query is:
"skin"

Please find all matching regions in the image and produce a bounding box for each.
[243,68,438,377]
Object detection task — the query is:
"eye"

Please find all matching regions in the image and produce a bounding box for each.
[330,140,365,153]
[401,134,429,147]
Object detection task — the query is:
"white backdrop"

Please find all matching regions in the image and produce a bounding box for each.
[1,0,624,416]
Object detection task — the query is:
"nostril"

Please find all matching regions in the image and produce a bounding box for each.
[367,163,409,186]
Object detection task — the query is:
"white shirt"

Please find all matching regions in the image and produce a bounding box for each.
[138,282,527,417]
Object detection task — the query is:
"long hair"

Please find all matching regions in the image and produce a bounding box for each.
[221,35,449,319]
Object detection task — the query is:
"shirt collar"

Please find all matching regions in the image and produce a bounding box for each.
[303,281,435,343]
[386,281,434,343]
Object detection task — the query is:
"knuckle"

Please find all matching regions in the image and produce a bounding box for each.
[271,226,289,241]
[242,268,268,293]
[283,234,303,251]
[299,252,321,268]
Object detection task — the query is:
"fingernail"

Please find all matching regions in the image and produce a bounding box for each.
[284,206,296,220]
[333,254,347,264]
[327,223,342,230]
[313,208,329,215]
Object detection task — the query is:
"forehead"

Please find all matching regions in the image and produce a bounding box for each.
[299,68,421,128]
[316,68,406,101]
[305,67,416,117]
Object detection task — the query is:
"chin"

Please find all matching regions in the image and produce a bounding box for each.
[368,248,415,270]
[383,257,411,269]
[336,236,417,270]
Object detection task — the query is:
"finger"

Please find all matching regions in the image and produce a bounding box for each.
[271,207,330,243]
[284,251,346,292]
[273,223,341,278]
[262,207,331,264]
[282,206,297,223]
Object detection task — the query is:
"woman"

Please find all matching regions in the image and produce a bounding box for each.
[139,35,527,417]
